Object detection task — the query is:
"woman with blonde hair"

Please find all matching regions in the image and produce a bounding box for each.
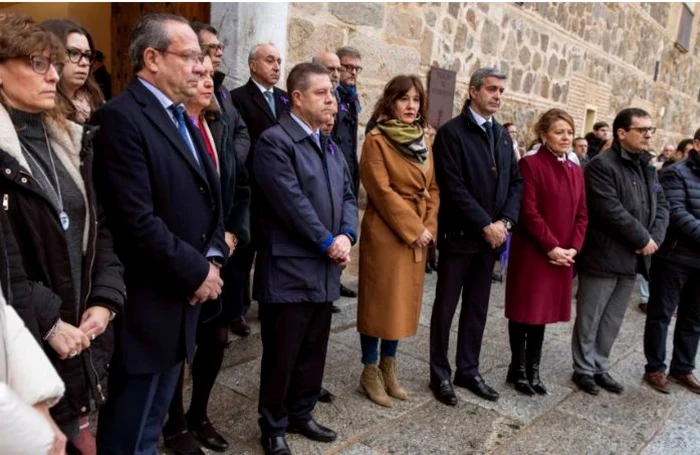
[357,74,439,407]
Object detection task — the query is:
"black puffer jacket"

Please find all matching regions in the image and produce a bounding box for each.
[656,150,700,268]
[0,110,125,424]
[578,141,669,278]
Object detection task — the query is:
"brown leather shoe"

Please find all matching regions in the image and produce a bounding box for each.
[669,372,700,394]
[643,372,670,394]
[230,317,251,337]
[638,303,648,314]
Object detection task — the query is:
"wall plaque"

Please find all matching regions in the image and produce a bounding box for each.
[427,67,457,130]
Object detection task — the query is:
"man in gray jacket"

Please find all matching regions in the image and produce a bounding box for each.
[572,108,669,395]
[253,62,357,455]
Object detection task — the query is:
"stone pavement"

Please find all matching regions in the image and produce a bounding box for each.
[176,274,700,455]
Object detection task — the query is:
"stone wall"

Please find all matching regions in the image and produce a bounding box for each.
[285,2,700,149]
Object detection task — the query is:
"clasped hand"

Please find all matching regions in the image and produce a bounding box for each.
[547,247,577,267]
[636,239,658,256]
[412,229,433,248]
[327,235,352,266]
[49,306,112,360]
[483,221,507,249]
[190,262,223,305]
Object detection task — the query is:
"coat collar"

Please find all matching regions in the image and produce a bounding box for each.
[611,140,653,166]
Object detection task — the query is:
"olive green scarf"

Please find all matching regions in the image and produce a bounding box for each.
[376,119,428,164]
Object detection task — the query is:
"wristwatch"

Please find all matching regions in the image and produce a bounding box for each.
[501,219,513,232]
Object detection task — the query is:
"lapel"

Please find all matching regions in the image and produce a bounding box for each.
[246,78,276,123]
[129,80,208,183]
[273,88,288,121]
[279,113,323,158]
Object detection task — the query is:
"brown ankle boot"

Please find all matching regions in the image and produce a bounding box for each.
[379,357,408,400]
[360,364,393,407]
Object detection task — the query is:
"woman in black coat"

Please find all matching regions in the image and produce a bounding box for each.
[163,55,251,454]
[0,13,124,451]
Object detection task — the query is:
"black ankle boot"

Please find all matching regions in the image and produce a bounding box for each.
[507,321,535,396]
[526,325,547,395]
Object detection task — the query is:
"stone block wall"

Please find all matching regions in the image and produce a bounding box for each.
[286,2,700,149]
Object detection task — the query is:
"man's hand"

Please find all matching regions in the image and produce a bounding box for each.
[33,402,67,455]
[327,235,352,262]
[412,229,433,248]
[48,321,91,360]
[483,222,507,248]
[548,247,575,267]
[78,306,112,341]
[190,262,223,305]
[225,232,237,257]
[636,239,659,256]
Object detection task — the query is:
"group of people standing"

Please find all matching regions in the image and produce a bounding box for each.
[0,9,699,455]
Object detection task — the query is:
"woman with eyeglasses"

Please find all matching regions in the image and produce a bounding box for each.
[162,55,250,454]
[0,13,124,454]
[41,19,104,123]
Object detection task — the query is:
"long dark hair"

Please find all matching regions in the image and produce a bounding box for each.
[40,19,105,122]
[370,74,428,127]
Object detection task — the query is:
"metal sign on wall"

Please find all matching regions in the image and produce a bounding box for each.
[427,67,457,130]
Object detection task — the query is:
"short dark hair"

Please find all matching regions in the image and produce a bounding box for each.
[190,21,217,37]
[336,46,361,61]
[370,74,428,128]
[612,108,650,141]
[286,62,330,94]
[503,122,514,129]
[94,49,104,62]
[678,138,693,152]
[469,67,507,92]
[593,121,609,131]
[694,128,700,142]
[573,137,587,144]
[128,13,189,74]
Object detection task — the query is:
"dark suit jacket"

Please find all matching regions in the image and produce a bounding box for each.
[332,90,360,197]
[91,78,226,375]
[433,101,524,254]
[252,113,358,304]
[214,71,251,163]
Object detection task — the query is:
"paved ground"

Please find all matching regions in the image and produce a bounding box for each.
[175,274,700,455]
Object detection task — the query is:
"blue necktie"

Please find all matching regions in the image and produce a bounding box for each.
[311,131,321,149]
[484,120,494,154]
[170,105,201,167]
[263,90,276,117]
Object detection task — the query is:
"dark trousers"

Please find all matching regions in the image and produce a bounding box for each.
[97,361,182,455]
[164,322,229,435]
[430,251,497,383]
[227,238,257,320]
[644,258,700,374]
[258,302,333,437]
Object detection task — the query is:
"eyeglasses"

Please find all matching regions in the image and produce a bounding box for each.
[341,63,363,74]
[202,43,225,54]
[66,47,93,64]
[27,55,58,75]
[157,49,205,64]
[628,127,656,135]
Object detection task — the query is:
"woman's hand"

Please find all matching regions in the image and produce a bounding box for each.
[225,232,238,257]
[413,229,433,248]
[47,320,91,360]
[78,306,112,341]
[547,247,575,267]
[33,401,67,455]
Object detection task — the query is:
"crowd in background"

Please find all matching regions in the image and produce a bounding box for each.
[0,10,698,455]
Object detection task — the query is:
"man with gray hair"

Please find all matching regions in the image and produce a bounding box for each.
[92,13,227,454]
[430,67,523,405]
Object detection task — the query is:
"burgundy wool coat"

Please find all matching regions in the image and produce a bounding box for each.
[505,146,588,324]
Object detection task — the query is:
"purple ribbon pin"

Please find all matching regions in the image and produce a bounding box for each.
[280,95,289,105]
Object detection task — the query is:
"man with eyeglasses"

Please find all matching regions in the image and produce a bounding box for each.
[92,14,227,454]
[333,46,363,298]
[572,108,669,396]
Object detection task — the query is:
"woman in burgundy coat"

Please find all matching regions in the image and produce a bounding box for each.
[504,109,588,395]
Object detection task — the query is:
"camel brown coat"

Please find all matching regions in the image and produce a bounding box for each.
[357,128,439,340]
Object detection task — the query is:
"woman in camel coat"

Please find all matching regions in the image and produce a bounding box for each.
[357,75,439,407]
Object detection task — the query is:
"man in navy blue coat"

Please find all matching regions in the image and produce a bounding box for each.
[253,62,358,455]
[91,13,227,454]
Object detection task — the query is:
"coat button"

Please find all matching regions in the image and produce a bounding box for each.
[4,169,10,175]
[199,187,206,194]
[20,177,27,183]
[80,406,87,413]
[201,234,207,242]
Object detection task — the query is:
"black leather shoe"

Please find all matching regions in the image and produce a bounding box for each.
[260,435,291,455]
[318,387,335,403]
[594,372,624,394]
[331,304,341,314]
[340,284,357,298]
[163,430,205,455]
[230,317,251,337]
[287,418,337,442]
[454,375,500,402]
[506,364,535,396]
[189,419,229,452]
[430,380,457,406]
[572,372,600,395]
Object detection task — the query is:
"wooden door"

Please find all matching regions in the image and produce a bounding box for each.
[110,2,210,96]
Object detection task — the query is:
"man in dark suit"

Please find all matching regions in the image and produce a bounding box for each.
[192,22,253,339]
[253,62,358,455]
[91,13,227,454]
[229,42,289,333]
[430,67,523,405]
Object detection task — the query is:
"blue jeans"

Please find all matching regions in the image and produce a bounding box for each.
[360,334,398,364]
